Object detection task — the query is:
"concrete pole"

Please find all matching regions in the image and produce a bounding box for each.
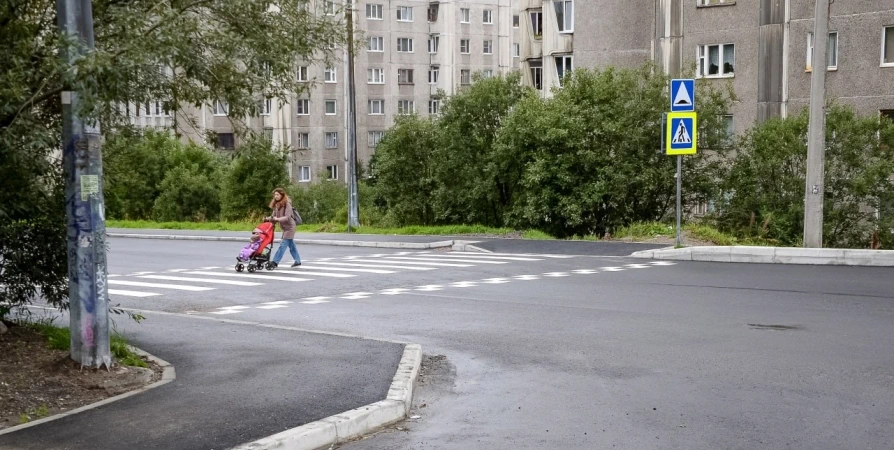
[803,0,830,248]
[345,0,360,229]
[57,0,111,368]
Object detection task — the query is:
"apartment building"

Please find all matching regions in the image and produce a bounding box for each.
[519,0,894,135]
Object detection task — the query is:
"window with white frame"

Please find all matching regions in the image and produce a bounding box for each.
[530,10,543,37]
[327,165,339,180]
[807,32,838,70]
[323,0,334,15]
[368,130,384,147]
[325,132,338,148]
[460,8,470,23]
[325,99,337,115]
[398,69,414,84]
[483,40,493,55]
[482,69,493,79]
[368,99,384,115]
[428,35,440,53]
[217,133,235,149]
[529,60,543,90]
[460,69,471,85]
[296,99,309,115]
[213,100,229,116]
[429,99,440,115]
[555,55,573,83]
[397,100,415,115]
[483,9,493,24]
[297,66,308,82]
[327,38,337,50]
[514,43,520,57]
[296,133,309,149]
[698,0,735,6]
[397,6,413,22]
[324,67,337,82]
[144,100,169,117]
[366,3,383,19]
[368,36,384,52]
[554,1,573,32]
[429,66,439,84]
[397,38,414,52]
[298,166,311,182]
[884,26,894,66]
[698,43,735,77]
[259,97,272,115]
[428,4,439,22]
[722,115,734,146]
[263,127,273,141]
[367,68,385,84]
[513,15,519,27]
[460,39,470,54]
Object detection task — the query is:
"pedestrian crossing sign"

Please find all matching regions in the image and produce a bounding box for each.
[666,112,697,155]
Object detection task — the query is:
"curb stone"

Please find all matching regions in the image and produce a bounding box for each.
[230,343,423,450]
[107,233,457,250]
[0,347,176,436]
[631,246,894,266]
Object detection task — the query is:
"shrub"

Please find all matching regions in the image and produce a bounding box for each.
[220,138,290,220]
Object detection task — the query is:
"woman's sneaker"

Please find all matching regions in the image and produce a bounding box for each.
[269,262,278,269]
[291,262,302,267]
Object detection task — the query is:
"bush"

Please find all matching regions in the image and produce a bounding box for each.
[151,166,222,221]
[288,181,347,224]
[103,129,179,220]
[0,216,68,321]
[220,138,290,220]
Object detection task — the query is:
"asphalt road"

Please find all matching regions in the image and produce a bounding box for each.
[17,237,894,449]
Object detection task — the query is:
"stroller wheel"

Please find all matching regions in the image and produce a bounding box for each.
[235,263,244,272]
[247,265,256,273]
[265,262,275,271]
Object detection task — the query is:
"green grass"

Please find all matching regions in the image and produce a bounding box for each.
[19,405,50,424]
[25,322,148,368]
[613,222,675,240]
[684,224,775,247]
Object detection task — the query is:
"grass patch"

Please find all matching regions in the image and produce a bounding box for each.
[613,222,675,240]
[111,335,148,368]
[521,230,555,240]
[683,224,776,247]
[19,405,50,424]
[24,322,147,368]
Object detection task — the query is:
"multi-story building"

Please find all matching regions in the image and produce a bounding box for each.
[518,0,894,135]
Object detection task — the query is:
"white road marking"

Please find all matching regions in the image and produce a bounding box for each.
[435,254,544,262]
[310,261,435,271]
[109,280,214,291]
[341,292,374,300]
[380,288,411,295]
[449,281,479,288]
[278,269,356,278]
[108,289,160,298]
[256,304,290,309]
[513,275,540,281]
[650,261,677,266]
[301,299,330,304]
[415,285,444,291]
[543,272,570,277]
[167,269,190,273]
[137,275,263,286]
[600,267,625,272]
[129,271,155,276]
[481,278,511,284]
[341,258,473,268]
[446,251,576,259]
[209,305,251,315]
[262,301,293,305]
[624,264,651,269]
[291,265,392,274]
[571,269,598,274]
[184,271,312,282]
[383,256,507,265]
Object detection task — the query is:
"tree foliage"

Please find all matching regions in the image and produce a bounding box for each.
[220,139,290,221]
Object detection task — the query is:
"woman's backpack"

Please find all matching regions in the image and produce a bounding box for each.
[291,207,303,225]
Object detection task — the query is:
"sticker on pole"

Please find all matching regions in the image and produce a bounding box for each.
[666,112,697,155]
[670,79,695,112]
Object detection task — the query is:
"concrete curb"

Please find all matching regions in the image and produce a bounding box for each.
[108,233,455,250]
[630,246,894,266]
[0,346,176,436]
[230,343,422,450]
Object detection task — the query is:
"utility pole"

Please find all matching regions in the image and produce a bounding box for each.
[57,0,111,368]
[803,0,831,248]
[345,0,360,230]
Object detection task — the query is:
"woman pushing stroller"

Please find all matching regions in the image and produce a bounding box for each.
[265,187,302,269]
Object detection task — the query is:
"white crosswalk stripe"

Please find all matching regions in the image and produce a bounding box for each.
[309,261,436,271]
[108,289,161,298]
[109,280,214,291]
[185,271,312,282]
[380,288,411,295]
[445,251,576,259]
[342,258,473,268]
[137,275,263,286]
[279,268,356,278]
[424,254,544,262]
[341,292,373,300]
[301,296,331,304]
[481,278,511,284]
[290,265,392,274]
[382,256,507,265]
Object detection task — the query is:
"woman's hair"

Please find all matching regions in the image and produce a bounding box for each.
[269,187,289,209]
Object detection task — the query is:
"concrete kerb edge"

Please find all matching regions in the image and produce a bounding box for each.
[108,233,455,250]
[630,246,894,266]
[0,346,176,437]
[230,343,423,450]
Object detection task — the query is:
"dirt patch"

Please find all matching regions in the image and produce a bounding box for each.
[0,323,162,430]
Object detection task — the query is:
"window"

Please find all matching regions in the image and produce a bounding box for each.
[144,100,168,117]
[325,132,338,148]
[323,0,334,15]
[397,6,413,22]
[263,127,273,142]
[429,99,440,115]
[721,115,734,147]
[460,39,470,54]
[529,60,543,90]
[298,166,311,182]
[397,38,414,53]
[398,100,415,114]
[807,32,838,70]
[483,40,493,54]
[325,99,337,115]
[460,8,470,23]
[368,68,385,84]
[428,4,439,22]
[368,36,384,52]
[884,26,894,66]
[398,69,414,84]
[482,69,494,79]
[369,99,384,115]
[366,3,383,20]
[327,165,339,180]
[259,97,272,115]
[460,69,471,85]
[554,1,573,33]
[698,0,735,5]
[296,99,309,115]
[514,43,520,57]
[368,131,384,147]
[530,10,543,37]
[217,132,235,149]
[429,66,439,84]
[296,133,309,149]
[324,67,337,83]
[213,100,229,116]
[297,66,308,82]
[513,15,519,28]
[881,110,894,124]
[483,9,493,24]
[327,38,337,50]
[698,44,735,77]
[555,55,573,83]
[428,35,440,53]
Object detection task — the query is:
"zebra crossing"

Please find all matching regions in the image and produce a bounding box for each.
[107,251,573,299]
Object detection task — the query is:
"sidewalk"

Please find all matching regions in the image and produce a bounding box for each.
[632,245,894,266]
[0,313,405,450]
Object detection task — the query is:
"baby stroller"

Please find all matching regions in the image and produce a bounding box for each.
[235,222,277,273]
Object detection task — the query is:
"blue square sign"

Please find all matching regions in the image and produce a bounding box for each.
[666,112,698,155]
[670,79,695,112]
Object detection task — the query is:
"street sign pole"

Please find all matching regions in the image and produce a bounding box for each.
[667,79,696,248]
[676,155,682,247]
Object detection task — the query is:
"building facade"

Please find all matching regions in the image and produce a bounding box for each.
[518,0,894,135]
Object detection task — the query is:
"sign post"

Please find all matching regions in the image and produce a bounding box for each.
[667,79,697,247]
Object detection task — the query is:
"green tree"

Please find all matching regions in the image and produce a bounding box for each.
[288,181,347,224]
[220,139,290,221]
[103,129,178,219]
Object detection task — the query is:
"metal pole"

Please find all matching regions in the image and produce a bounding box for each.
[803,0,830,248]
[57,0,111,368]
[676,155,682,247]
[345,0,360,230]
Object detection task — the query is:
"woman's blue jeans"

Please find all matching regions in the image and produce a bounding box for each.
[273,239,301,264]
